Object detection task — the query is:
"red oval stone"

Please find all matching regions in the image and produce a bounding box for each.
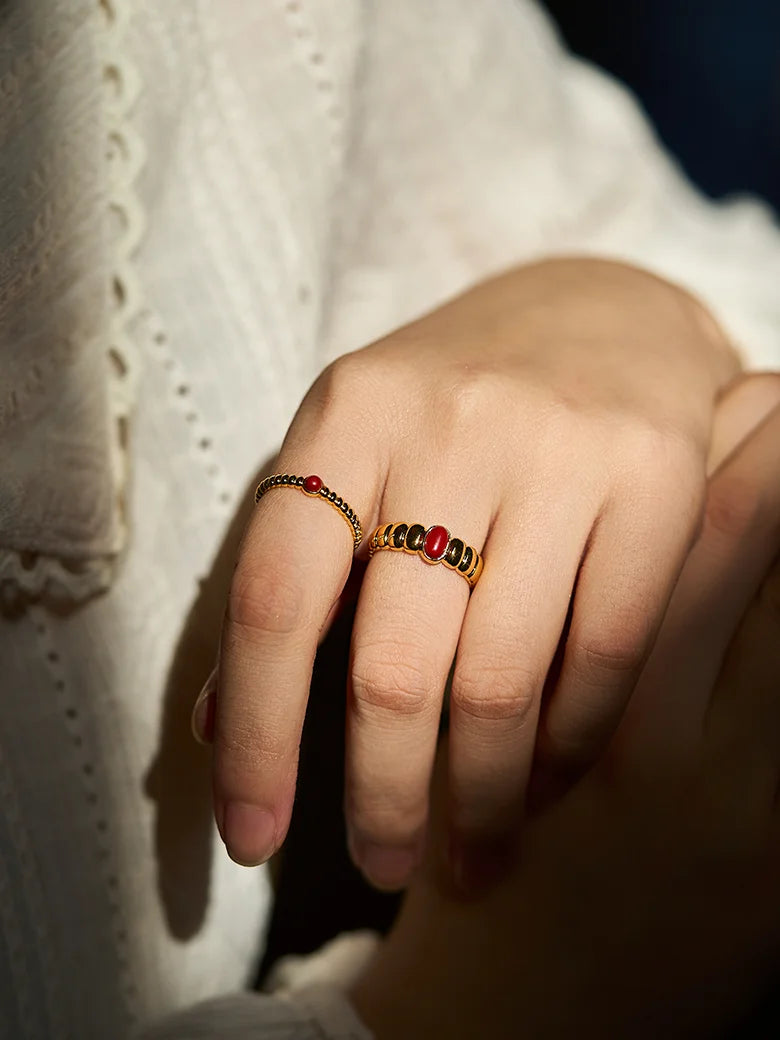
[423,525,449,561]
[303,474,322,494]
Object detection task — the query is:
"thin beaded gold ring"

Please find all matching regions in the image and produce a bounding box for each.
[255,473,362,550]
[368,522,484,588]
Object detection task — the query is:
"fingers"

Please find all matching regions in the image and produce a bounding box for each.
[536,447,704,784]
[702,385,780,778]
[214,484,351,865]
[624,392,780,764]
[213,386,382,865]
[445,496,592,883]
[345,469,490,890]
[705,551,780,805]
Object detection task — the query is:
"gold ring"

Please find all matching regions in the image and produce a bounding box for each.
[255,473,363,550]
[368,523,483,588]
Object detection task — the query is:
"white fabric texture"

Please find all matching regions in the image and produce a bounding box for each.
[264,932,380,996]
[0,1,142,606]
[1,1,780,1039]
[137,985,373,1040]
[2,0,780,609]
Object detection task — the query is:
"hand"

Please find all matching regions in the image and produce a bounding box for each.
[194,258,739,887]
[350,374,780,1039]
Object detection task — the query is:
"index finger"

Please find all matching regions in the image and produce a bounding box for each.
[214,465,371,866]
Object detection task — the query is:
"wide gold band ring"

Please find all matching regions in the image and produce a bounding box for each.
[368,522,484,588]
[255,473,363,550]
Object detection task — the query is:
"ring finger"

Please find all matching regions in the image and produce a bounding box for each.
[446,481,597,887]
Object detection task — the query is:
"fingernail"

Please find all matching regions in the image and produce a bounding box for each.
[191,667,217,745]
[222,802,277,867]
[349,835,420,891]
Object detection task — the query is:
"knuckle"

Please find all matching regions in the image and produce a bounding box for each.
[214,719,288,773]
[351,651,435,721]
[445,367,510,424]
[540,387,591,440]
[306,352,381,426]
[569,622,648,686]
[431,364,536,447]
[226,567,308,640]
[622,420,704,491]
[624,420,675,466]
[451,661,541,725]
[311,353,360,402]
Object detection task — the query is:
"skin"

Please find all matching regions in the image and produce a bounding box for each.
[350,374,780,1039]
[193,257,740,889]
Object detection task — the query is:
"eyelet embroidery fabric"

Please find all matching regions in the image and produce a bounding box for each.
[2,0,779,617]
[102,0,145,585]
[30,601,140,1035]
[0,0,144,611]
[140,309,235,513]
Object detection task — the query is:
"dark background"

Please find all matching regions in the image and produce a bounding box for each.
[543,0,780,209]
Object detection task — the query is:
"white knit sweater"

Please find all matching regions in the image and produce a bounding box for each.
[1,2,779,1038]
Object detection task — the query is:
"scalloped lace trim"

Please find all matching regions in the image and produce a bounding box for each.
[0,1,145,611]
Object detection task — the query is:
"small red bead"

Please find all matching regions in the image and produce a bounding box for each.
[423,525,449,561]
[303,474,323,494]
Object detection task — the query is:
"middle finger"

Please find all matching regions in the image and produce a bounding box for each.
[346,464,492,890]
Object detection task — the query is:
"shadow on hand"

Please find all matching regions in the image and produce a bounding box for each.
[257,596,402,983]
[142,464,262,941]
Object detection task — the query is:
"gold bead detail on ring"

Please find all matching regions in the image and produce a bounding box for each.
[255,473,363,550]
[368,522,484,588]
